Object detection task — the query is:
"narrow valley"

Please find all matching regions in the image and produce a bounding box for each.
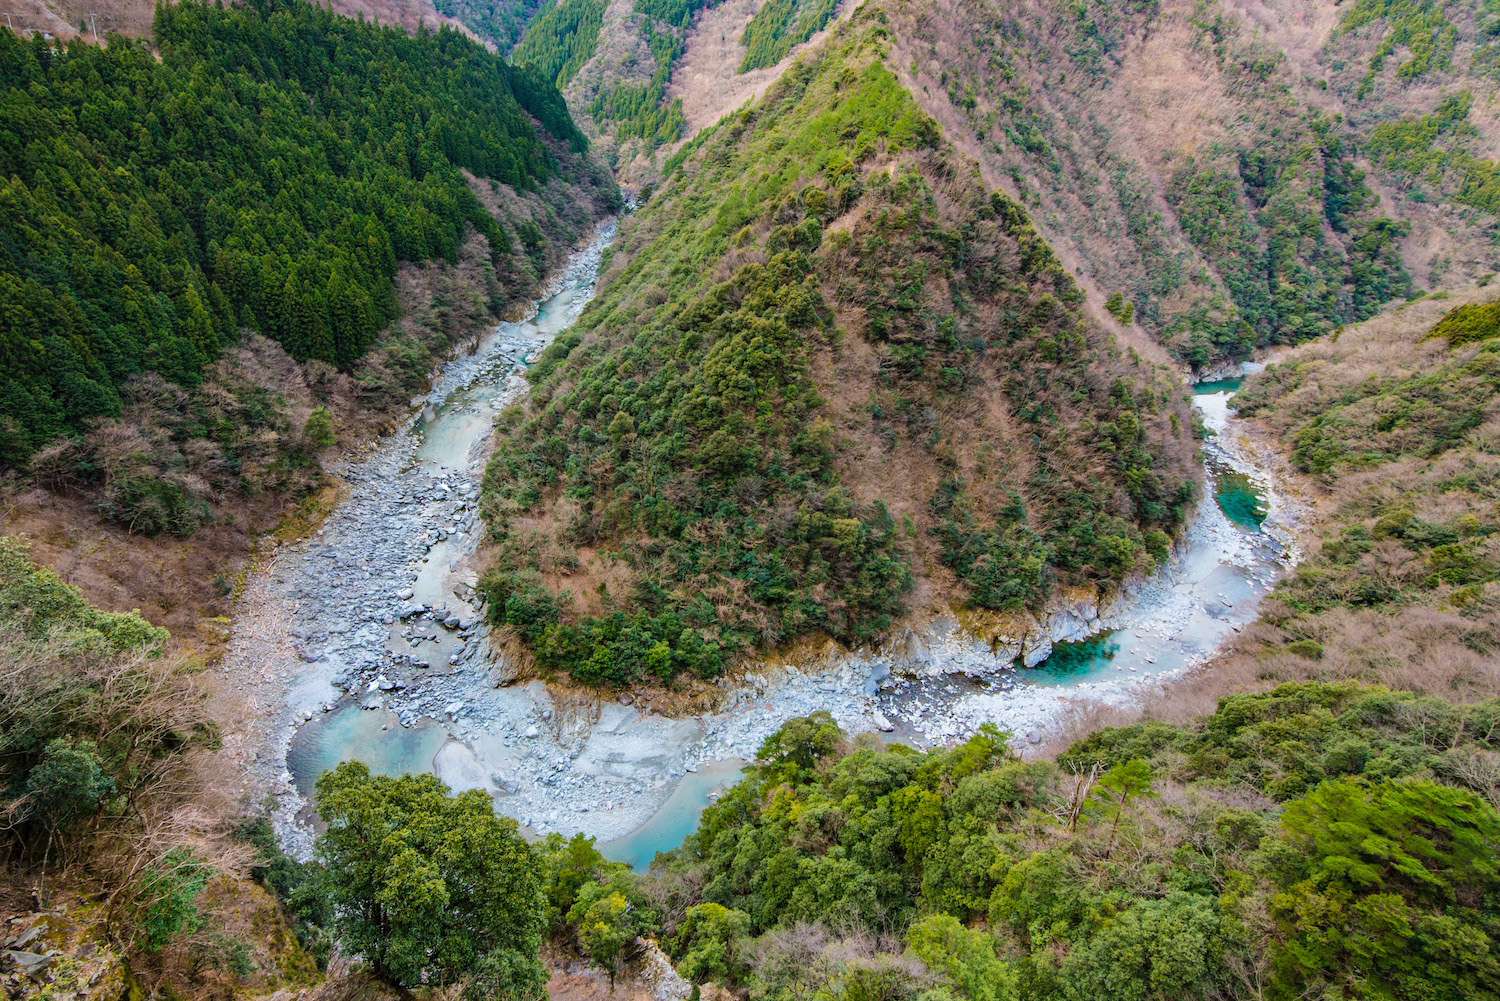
[4,0,1500,998]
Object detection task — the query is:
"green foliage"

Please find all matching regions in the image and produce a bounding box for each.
[1268,779,1500,998]
[739,0,839,72]
[1230,288,1500,713]
[1083,758,1154,853]
[96,475,213,537]
[511,0,605,87]
[931,485,1050,609]
[481,26,1193,684]
[22,738,115,832]
[569,872,657,982]
[674,903,752,985]
[1364,92,1500,216]
[1166,129,1411,361]
[911,0,1420,368]
[432,0,544,51]
[134,848,210,951]
[646,685,1500,1001]
[1239,311,1500,479]
[1054,891,1226,1001]
[905,914,1016,1001]
[535,831,616,935]
[0,537,166,653]
[588,0,725,148]
[513,0,723,146]
[313,762,547,993]
[757,711,843,780]
[0,0,584,470]
[303,407,336,449]
[237,815,333,967]
[1112,681,1500,801]
[29,359,330,537]
[1103,291,1135,324]
[483,250,914,681]
[531,832,658,982]
[1429,299,1500,346]
[1338,0,1458,94]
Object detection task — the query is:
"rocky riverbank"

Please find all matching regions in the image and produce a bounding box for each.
[219,224,616,855]
[223,241,1297,858]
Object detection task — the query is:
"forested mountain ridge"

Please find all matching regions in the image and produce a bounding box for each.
[882,0,1499,369]
[525,0,1499,369]
[1,0,583,468]
[0,0,616,632]
[478,11,1198,687]
[17,0,1498,372]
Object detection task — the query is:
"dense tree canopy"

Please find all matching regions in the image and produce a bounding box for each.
[480,23,1194,686]
[0,0,586,470]
[739,0,838,72]
[639,684,1500,1000]
[510,0,605,88]
[313,762,548,994]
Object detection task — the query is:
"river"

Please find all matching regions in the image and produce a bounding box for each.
[248,227,1292,868]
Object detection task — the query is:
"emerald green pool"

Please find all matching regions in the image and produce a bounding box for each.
[1032,633,1120,682]
[1194,379,1267,530]
[1210,462,1268,530]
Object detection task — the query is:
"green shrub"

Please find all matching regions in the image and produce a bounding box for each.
[303,407,336,449]
[23,738,115,832]
[97,475,212,537]
[135,848,210,951]
[1429,299,1500,347]
[314,762,548,992]
[1283,638,1324,660]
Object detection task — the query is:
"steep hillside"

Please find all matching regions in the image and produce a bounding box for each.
[879,0,1498,370]
[516,0,1497,367]
[1182,280,1500,706]
[514,0,847,180]
[480,11,1197,687]
[0,0,615,635]
[0,538,325,999]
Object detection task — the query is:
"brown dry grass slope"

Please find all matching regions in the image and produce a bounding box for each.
[879,0,1497,368]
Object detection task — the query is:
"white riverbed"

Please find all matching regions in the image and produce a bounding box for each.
[247,226,1295,866]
